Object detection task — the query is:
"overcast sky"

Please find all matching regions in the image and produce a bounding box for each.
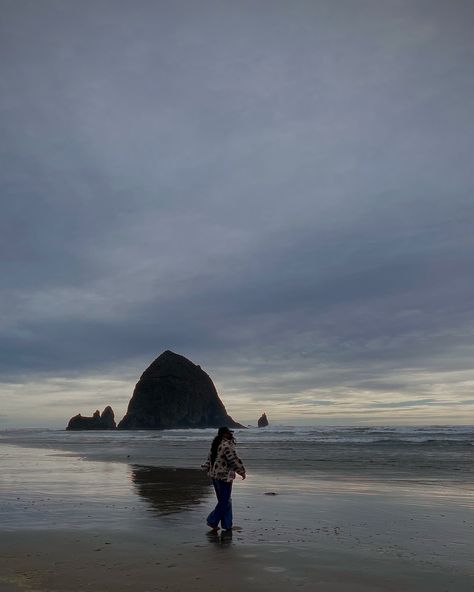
[1,0,473,428]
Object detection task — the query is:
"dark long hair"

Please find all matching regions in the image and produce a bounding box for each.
[210,433,236,465]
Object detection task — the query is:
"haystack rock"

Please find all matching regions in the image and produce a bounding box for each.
[67,406,116,430]
[257,412,269,427]
[118,350,244,430]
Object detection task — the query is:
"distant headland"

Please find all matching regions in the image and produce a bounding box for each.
[67,350,244,430]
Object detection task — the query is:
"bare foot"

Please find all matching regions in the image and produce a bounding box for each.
[207,524,220,533]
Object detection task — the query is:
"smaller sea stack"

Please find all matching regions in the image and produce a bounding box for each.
[67,406,116,430]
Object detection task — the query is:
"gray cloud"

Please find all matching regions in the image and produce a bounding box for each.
[1,0,473,424]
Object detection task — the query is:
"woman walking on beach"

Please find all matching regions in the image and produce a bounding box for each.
[202,426,246,532]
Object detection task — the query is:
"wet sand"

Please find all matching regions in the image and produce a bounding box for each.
[3,528,472,592]
[1,442,473,591]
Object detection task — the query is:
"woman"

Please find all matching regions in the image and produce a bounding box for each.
[202,426,246,532]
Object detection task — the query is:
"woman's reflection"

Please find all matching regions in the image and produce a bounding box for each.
[130,465,212,516]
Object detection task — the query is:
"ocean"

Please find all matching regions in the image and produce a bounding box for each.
[1,424,472,481]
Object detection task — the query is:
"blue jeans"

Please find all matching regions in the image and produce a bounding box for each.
[207,479,233,530]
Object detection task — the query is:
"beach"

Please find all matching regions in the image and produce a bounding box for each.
[1,427,473,591]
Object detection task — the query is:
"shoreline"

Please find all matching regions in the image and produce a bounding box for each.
[1,427,472,482]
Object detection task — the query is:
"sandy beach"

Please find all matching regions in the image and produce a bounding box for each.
[4,526,470,592]
[1,430,473,591]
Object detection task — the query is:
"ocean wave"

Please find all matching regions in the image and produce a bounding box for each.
[1,425,472,448]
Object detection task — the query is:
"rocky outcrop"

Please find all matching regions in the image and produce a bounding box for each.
[118,350,244,430]
[66,406,116,430]
[99,406,116,429]
[257,412,269,427]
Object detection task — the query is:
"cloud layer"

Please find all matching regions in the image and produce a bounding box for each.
[1,0,473,426]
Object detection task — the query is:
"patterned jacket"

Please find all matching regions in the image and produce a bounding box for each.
[202,439,246,482]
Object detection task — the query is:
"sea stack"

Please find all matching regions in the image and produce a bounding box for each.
[118,350,244,430]
[258,412,269,427]
[67,406,116,430]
